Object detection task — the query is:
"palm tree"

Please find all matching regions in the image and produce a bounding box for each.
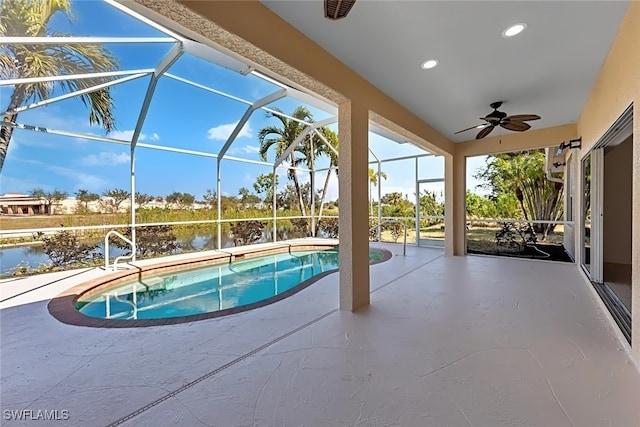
[477,151,564,239]
[316,127,338,219]
[368,167,387,215]
[258,106,314,216]
[0,0,119,173]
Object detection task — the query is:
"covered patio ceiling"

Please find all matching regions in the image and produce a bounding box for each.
[262,1,630,143]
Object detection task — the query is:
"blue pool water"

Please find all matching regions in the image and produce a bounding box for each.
[77,249,382,320]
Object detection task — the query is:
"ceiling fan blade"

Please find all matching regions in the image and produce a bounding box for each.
[454,124,488,134]
[500,121,531,132]
[476,125,495,139]
[505,114,540,122]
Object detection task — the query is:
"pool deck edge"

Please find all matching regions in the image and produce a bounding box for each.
[45,239,390,328]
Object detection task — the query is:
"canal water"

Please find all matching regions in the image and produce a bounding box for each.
[0,227,308,276]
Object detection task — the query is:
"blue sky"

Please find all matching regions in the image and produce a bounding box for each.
[0,0,488,202]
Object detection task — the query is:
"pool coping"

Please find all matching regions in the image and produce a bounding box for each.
[47,241,392,328]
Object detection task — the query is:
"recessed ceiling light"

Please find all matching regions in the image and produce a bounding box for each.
[421,59,439,70]
[502,23,527,38]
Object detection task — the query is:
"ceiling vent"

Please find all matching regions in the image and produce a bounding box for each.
[324,0,356,20]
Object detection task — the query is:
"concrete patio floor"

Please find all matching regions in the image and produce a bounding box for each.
[1,243,639,426]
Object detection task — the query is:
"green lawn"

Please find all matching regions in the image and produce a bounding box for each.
[373,221,565,254]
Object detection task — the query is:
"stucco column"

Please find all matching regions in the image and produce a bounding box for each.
[338,100,370,311]
[445,152,466,255]
[632,104,639,361]
[444,154,454,256]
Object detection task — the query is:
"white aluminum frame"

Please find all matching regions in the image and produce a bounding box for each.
[2,0,437,258]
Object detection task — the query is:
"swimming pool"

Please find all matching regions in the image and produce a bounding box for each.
[72,247,388,324]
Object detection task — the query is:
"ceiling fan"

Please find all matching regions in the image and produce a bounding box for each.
[455,101,541,139]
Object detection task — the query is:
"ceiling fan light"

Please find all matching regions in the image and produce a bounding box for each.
[502,23,527,38]
[421,59,439,69]
[324,0,356,20]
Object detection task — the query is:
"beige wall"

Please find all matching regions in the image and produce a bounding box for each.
[603,136,633,265]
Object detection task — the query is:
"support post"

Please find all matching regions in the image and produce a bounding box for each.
[130,146,136,262]
[445,153,466,256]
[273,167,277,243]
[377,160,382,241]
[217,159,222,249]
[338,100,370,311]
[310,134,316,237]
[415,157,419,246]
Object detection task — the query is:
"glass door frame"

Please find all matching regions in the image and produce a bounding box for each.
[581,148,604,283]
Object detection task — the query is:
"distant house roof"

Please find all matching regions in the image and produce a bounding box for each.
[0,194,47,204]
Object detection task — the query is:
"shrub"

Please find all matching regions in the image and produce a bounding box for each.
[368,219,379,241]
[34,231,103,267]
[230,221,265,246]
[317,218,339,238]
[113,225,179,258]
[383,222,404,243]
[290,218,310,238]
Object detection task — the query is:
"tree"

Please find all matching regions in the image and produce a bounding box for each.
[277,184,299,211]
[0,0,119,173]
[293,130,324,234]
[203,189,237,212]
[316,127,339,219]
[166,192,195,210]
[238,187,250,205]
[203,189,217,207]
[101,188,130,213]
[135,192,154,208]
[31,188,68,214]
[380,192,414,217]
[368,167,387,215]
[258,106,314,217]
[419,190,444,218]
[75,189,99,213]
[253,173,279,204]
[476,150,563,239]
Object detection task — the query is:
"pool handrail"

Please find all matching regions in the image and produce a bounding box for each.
[105,230,136,271]
[370,219,407,256]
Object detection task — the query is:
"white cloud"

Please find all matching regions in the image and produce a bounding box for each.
[109,130,160,142]
[73,173,109,192]
[47,166,108,192]
[0,175,43,194]
[229,145,260,155]
[207,122,253,141]
[80,151,130,166]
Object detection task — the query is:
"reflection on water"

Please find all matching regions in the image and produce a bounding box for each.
[0,226,308,275]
